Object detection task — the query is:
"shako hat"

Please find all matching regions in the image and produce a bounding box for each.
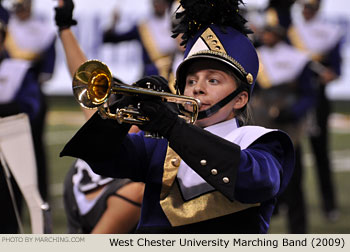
[173,0,259,99]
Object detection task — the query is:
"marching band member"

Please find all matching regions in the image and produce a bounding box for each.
[5,0,57,200]
[61,0,295,233]
[265,0,296,29]
[55,0,144,233]
[288,0,343,222]
[252,24,316,233]
[0,19,41,233]
[63,159,143,233]
[103,0,177,79]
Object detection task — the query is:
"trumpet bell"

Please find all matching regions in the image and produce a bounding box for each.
[72,60,200,127]
[73,60,112,109]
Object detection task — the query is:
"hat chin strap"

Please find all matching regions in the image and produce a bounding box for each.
[197,86,245,120]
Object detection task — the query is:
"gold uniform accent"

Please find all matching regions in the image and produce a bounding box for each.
[287,26,307,52]
[246,73,254,84]
[266,8,279,27]
[138,23,172,79]
[202,28,226,54]
[160,146,260,227]
[5,32,40,61]
[256,52,272,89]
[287,26,324,62]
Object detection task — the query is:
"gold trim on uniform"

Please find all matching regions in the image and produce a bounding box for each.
[160,146,180,199]
[167,72,177,94]
[266,8,279,27]
[287,26,324,63]
[287,26,306,52]
[138,23,172,79]
[5,32,40,61]
[310,53,324,63]
[160,146,260,227]
[256,52,272,89]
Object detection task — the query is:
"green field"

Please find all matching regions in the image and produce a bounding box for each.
[21,97,350,234]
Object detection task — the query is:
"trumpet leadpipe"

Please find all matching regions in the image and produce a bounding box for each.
[72,59,201,125]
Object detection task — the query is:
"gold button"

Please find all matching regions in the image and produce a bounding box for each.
[200,160,207,166]
[207,35,213,39]
[171,158,180,167]
[211,169,218,175]
[246,73,254,84]
[211,40,218,45]
[223,177,230,183]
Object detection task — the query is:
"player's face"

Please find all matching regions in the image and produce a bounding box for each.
[153,0,168,17]
[184,60,240,128]
[261,30,280,47]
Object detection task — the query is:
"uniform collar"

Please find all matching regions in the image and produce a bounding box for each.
[204,118,239,138]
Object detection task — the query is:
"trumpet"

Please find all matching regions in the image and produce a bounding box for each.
[72,60,200,126]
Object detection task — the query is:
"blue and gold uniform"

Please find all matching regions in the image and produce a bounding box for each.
[4,0,57,201]
[61,116,293,233]
[61,0,295,233]
[103,1,176,78]
[287,0,343,221]
[252,24,316,233]
[0,46,41,234]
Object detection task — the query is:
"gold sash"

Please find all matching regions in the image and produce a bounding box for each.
[287,26,324,62]
[256,53,272,89]
[138,23,172,78]
[5,32,40,61]
[160,146,260,227]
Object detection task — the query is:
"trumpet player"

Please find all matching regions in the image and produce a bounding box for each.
[55,0,144,233]
[61,0,295,233]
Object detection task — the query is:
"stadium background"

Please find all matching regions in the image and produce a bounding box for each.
[13,0,350,233]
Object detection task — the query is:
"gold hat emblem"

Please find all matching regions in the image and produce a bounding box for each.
[201,28,227,54]
[246,73,253,84]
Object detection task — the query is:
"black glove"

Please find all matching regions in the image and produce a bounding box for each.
[109,75,177,128]
[108,93,139,112]
[54,0,77,31]
[134,75,171,93]
[135,75,179,136]
[108,75,169,110]
[138,99,179,138]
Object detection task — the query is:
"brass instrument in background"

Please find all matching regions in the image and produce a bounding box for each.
[72,60,200,128]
